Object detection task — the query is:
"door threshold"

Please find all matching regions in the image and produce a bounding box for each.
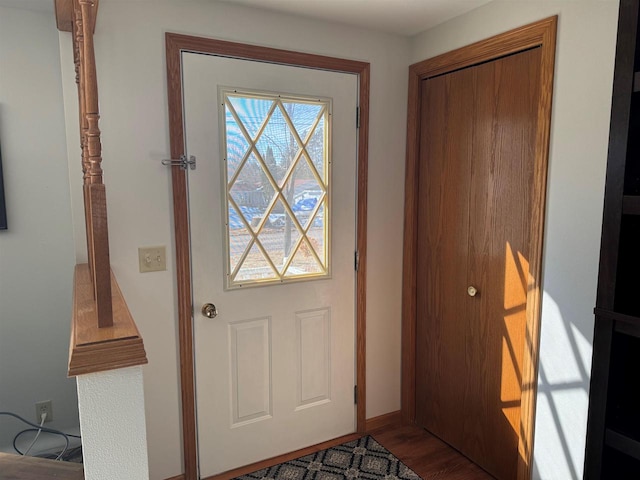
[202,433,363,480]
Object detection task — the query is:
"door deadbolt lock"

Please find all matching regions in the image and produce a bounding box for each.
[202,303,218,318]
[467,286,478,297]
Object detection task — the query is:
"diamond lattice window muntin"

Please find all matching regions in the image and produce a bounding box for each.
[220,88,331,288]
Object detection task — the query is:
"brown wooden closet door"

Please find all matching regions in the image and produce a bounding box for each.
[415,47,541,480]
[415,65,474,447]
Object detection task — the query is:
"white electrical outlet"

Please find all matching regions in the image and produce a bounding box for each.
[138,246,167,273]
[35,400,53,423]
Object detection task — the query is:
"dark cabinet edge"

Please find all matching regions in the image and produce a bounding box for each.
[614,320,640,338]
[595,0,639,309]
[586,1,640,478]
[593,306,640,338]
[622,195,640,214]
[594,307,640,325]
[605,428,640,461]
[584,318,615,479]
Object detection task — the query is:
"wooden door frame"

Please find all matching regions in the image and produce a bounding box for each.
[166,33,370,480]
[401,17,557,480]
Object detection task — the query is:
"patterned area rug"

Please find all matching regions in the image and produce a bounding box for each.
[234,435,421,480]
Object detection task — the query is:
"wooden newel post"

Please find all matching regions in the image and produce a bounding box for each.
[72,0,112,328]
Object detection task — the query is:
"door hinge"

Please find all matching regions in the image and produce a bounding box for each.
[354,385,358,404]
[356,107,360,129]
[162,154,196,170]
[354,251,360,271]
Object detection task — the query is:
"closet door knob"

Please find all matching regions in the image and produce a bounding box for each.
[467,286,478,297]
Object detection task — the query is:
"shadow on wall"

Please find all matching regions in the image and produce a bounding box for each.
[532,290,592,480]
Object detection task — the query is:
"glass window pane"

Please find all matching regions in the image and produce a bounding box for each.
[228,204,252,273]
[234,243,277,283]
[255,106,296,187]
[228,96,273,140]
[222,90,330,288]
[288,156,324,230]
[229,153,276,232]
[307,116,326,182]
[282,102,323,143]
[285,238,324,276]
[225,108,250,181]
[257,199,302,274]
[307,198,326,268]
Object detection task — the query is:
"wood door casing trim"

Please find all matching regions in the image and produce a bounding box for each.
[401,17,557,480]
[165,33,370,480]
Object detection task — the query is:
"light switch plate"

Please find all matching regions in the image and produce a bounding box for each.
[138,246,167,273]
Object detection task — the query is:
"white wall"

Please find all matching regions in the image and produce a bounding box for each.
[411,2,618,478]
[0,5,79,451]
[77,366,149,480]
[59,2,409,477]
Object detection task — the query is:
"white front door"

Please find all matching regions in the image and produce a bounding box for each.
[182,52,358,477]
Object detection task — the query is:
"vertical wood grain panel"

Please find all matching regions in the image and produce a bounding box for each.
[415,69,473,442]
[463,48,540,480]
[87,184,112,327]
[355,64,370,434]
[401,69,421,425]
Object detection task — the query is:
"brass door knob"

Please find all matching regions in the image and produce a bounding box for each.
[467,286,478,297]
[202,303,218,318]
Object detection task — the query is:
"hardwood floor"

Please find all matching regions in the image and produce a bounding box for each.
[205,423,495,480]
[370,424,495,480]
[0,452,84,480]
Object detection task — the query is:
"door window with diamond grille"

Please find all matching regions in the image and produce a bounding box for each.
[221,89,331,288]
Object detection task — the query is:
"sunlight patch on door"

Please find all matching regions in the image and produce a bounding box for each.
[220,88,331,288]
